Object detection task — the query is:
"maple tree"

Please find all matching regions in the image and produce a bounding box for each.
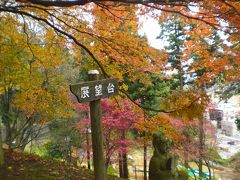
[0,0,240,175]
[156,13,229,176]
[75,99,139,178]
[1,0,239,87]
[135,89,209,138]
[74,103,92,169]
[0,15,73,153]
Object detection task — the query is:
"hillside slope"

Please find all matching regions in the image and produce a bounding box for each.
[0,149,122,180]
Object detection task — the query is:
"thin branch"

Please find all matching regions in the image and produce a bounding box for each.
[221,0,240,16]
[20,14,37,60]
[15,0,93,7]
[186,162,197,180]
[0,6,109,77]
[119,88,173,113]
[95,2,132,20]
[141,3,220,30]
[21,4,111,44]
[15,0,190,7]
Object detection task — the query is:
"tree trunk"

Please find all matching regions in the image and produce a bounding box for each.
[143,142,147,180]
[0,124,4,166]
[119,130,129,179]
[217,120,221,129]
[204,159,211,180]
[199,118,204,179]
[119,153,123,178]
[122,152,128,178]
[143,112,147,180]
[118,152,129,179]
[2,88,13,149]
[122,131,128,179]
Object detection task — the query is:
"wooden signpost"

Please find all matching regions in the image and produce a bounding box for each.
[70,70,118,180]
[70,78,118,103]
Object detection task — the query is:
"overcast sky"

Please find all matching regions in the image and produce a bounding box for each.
[138,15,166,50]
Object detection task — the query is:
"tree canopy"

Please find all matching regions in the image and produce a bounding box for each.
[0,0,240,110]
[1,0,239,80]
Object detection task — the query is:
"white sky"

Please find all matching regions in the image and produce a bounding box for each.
[139,15,230,50]
[138,16,166,50]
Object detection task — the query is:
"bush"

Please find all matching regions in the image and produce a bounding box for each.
[107,165,118,176]
[235,117,240,130]
[178,169,189,180]
[45,142,66,160]
[31,145,48,157]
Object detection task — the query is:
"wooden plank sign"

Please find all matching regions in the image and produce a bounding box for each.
[70,71,117,180]
[70,78,118,103]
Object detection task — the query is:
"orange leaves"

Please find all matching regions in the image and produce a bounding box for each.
[203,0,240,29]
[134,90,210,150]
[145,1,240,87]
[135,112,183,143]
[75,4,168,85]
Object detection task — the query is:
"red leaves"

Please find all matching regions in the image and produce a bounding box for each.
[75,98,139,162]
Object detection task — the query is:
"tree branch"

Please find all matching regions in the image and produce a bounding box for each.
[0,6,109,77]
[16,0,191,7]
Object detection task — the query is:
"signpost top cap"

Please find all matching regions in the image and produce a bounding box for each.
[88,70,100,75]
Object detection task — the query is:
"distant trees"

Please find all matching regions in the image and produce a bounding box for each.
[45,119,84,164]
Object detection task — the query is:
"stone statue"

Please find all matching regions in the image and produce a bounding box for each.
[149,132,178,180]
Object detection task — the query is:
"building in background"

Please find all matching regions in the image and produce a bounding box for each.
[208,88,240,136]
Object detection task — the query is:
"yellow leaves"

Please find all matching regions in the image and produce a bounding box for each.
[119,83,128,92]
[134,90,209,144]
[160,89,209,121]
[0,18,29,93]
[135,112,183,143]
[0,15,73,123]
[136,113,170,132]
[14,82,73,122]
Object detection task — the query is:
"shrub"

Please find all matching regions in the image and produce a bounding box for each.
[235,117,240,130]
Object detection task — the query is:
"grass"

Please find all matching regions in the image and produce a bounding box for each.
[227,151,240,173]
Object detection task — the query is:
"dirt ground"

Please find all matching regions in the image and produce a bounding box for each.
[0,149,122,180]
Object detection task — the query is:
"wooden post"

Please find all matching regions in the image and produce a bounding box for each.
[135,165,137,180]
[86,126,91,170]
[88,70,106,180]
[70,70,118,180]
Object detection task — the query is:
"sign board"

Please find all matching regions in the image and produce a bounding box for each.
[209,109,223,121]
[70,78,118,103]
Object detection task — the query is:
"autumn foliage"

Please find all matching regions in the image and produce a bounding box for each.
[75,99,139,167]
[0,0,240,177]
